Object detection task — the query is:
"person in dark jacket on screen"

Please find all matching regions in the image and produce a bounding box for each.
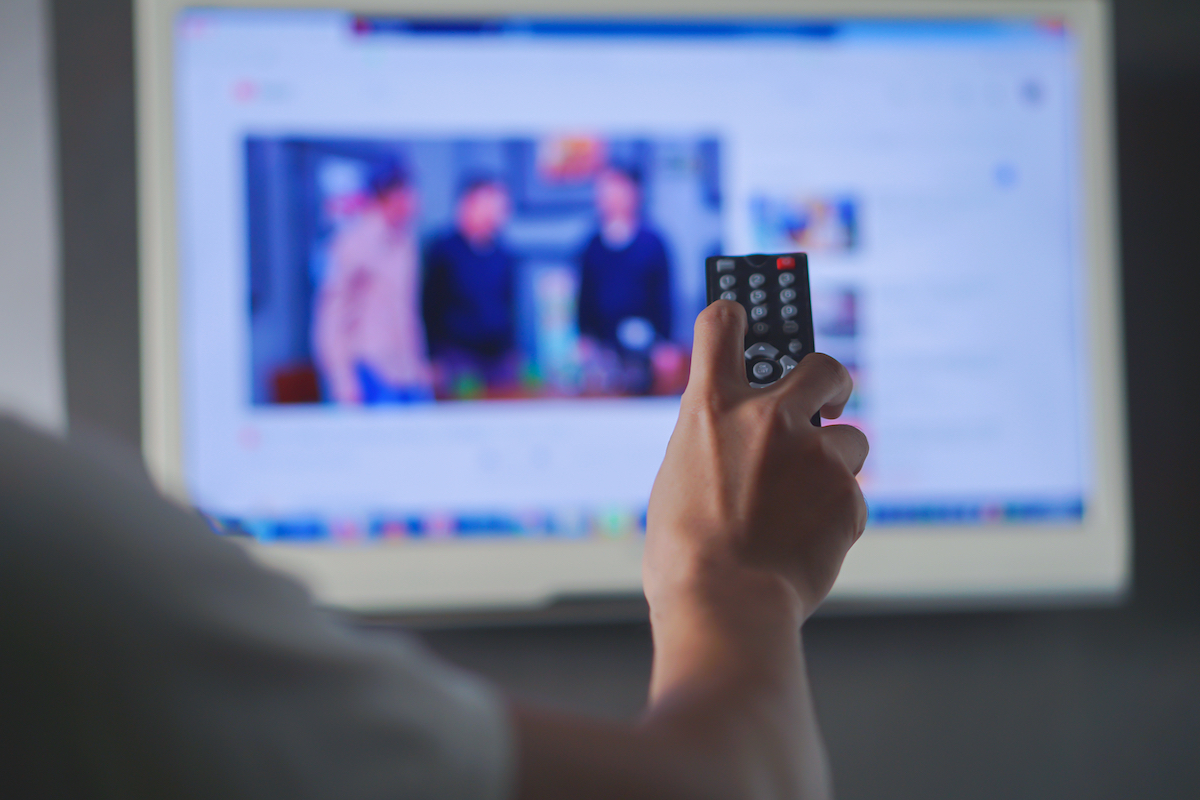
[422,175,518,398]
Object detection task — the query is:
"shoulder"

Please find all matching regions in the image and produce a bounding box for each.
[0,415,517,800]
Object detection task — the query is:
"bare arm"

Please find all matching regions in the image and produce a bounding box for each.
[510,300,869,800]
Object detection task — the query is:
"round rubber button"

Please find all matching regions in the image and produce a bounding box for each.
[719,274,736,289]
[748,273,766,288]
[752,322,769,336]
[749,289,767,304]
[752,361,775,380]
[720,291,737,301]
[788,339,804,355]
[751,305,769,320]
[782,320,799,334]
[780,304,797,319]
[778,272,796,287]
[779,288,797,303]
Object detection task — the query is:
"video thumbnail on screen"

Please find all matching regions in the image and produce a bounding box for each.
[246,134,722,405]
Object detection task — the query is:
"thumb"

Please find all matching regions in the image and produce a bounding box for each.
[687,300,748,397]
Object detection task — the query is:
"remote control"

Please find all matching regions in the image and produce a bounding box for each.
[705,252,817,394]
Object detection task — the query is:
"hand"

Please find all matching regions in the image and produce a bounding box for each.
[645,300,869,623]
[512,301,868,800]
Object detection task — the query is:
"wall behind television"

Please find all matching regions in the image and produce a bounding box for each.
[0,0,64,432]
[51,1,1199,797]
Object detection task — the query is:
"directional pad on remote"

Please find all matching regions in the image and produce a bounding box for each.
[744,342,779,361]
[707,253,815,414]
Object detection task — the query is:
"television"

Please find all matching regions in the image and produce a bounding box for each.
[134,0,1129,615]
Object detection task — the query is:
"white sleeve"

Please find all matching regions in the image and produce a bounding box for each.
[0,418,514,800]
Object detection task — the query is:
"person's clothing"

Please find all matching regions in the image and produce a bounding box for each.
[422,232,517,361]
[431,347,522,400]
[0,417,513,800]
[577,226,673,350]
[356,362,436,404]
[313,210,433,404]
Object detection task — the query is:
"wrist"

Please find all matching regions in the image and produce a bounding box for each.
[645,549,804,701]
[646,538,805,626]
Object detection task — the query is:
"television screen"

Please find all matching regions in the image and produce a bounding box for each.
[154,6,1124,610]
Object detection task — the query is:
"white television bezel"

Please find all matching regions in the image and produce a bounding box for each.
[135,0,1129,615]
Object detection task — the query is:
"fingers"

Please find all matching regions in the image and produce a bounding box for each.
[688,301,748,395]
[821,424,869,476]
[781,353,854,419]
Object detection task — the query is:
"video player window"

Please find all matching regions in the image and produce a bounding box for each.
[246,135,719,405]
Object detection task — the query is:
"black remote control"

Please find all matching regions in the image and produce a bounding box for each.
[705,252,817,393]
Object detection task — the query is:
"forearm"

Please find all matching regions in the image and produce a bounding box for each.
[513,567,831,800]
[511,656,828,800]
[512,705,714,800]
[644,561,831,800]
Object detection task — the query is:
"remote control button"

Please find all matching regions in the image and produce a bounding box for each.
[778,272,796,287]
[752,322,769,336]
[749,289,767,304]
[782,320,799,334]
[788,339,804,355]
[745,342,780,360]
[720,291,737,301]
[750,305,768,320]
[777,255,796,270]
[719,274,737,290]
[716,258,736,272]
[779,288,797,303]
[779,355,798,374]
[748,273,766,288]
[780,304,798,319]
[752,361,775,380]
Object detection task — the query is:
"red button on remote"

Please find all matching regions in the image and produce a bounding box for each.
[777,256,795,270]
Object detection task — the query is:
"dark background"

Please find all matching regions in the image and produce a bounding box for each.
[52,1,1199,797]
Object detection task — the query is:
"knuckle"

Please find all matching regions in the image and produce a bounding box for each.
[816,429,856,470]
[837,424,869,456]
[829,471,863,516]
[806,352,848,388]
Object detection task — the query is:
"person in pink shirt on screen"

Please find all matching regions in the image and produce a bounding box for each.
[313,159,434,405]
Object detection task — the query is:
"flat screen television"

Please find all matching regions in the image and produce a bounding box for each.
[134,0,1129,615]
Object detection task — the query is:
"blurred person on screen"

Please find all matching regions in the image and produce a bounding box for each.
[577,165,685,395]
[312,159,434,405]
[422,176,519,398]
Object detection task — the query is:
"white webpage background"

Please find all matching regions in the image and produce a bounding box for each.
[175,12,1087,520]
